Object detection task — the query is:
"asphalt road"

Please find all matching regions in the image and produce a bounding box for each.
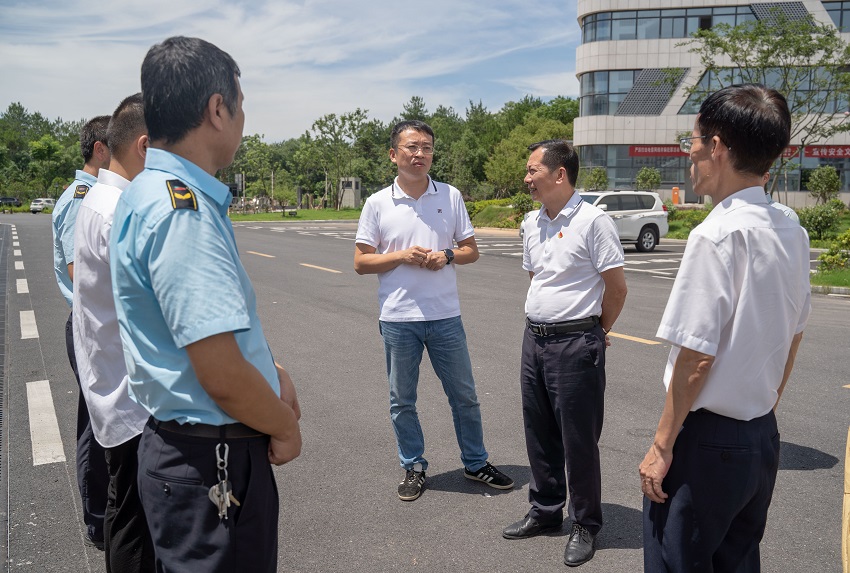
[1,214,847,572]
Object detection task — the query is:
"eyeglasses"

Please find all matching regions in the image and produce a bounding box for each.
[679,135,707,153]
[399,144,434,156]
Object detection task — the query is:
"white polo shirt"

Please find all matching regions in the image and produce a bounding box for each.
[73,169,149,447]
[522,191,624,323]
[657,186,811,421]
[356,177,473,322]
[766,193,800,223]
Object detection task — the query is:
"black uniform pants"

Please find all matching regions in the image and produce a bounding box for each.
[104,434,155,572]
[138,419,279,573]
[520,325,606,534]
[65,311,109,542]
[643,409,780,573]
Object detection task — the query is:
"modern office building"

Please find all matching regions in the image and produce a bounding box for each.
[574,0,850,204]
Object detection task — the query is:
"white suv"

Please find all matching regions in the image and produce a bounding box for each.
[580,191,668,252]
[30,198,56,214]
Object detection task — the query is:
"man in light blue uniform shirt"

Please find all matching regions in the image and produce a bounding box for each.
[51,114,111,550]
[110,36,301,573]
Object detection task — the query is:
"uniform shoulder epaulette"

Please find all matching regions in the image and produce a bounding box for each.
[73,184,90,199]
[166,179,198,211]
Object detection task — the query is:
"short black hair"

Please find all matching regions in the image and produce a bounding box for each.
[141,36,241,144]
[528,139,579,187]
[80,116,110,162]
[106,93,146,157]
[697,84,791,176]
[391,120,434,149]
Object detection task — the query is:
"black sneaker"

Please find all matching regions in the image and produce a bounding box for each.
[464,462,514,490]
[398,469,426,501]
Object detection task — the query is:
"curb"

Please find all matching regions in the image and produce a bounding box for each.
[811,285,850,296]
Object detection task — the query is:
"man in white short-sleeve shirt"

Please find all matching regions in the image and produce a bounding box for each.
[640,84,811,572]
[502,140,627,568]
[72,93,154,571]
[354,120,514,502]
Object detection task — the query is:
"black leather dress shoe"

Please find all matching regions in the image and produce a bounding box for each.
[502,514,562,539]
[564,523,596,567]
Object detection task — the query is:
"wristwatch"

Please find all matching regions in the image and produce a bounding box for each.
[443,248,455,264]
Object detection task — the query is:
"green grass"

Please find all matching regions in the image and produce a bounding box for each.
[811,268,850,287]
[470,205,519,229]
[229,208,361,222]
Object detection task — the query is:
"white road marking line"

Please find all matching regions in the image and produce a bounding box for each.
[17,278,29,294]
[21,310,39,339]
[654,276,677,281]
[15,261,24,270]
[13,241,19,246]
[625,268,674,276]
[26,380,67,465]
[608,332,661,345]
[14,249,21,256]
[246,250,275,258]
[300,263,342,274]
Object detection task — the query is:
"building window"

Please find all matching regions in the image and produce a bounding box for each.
[580,70,638,116]
[581,6,755,43]
[824,1,850,31]
[679,68,850,115]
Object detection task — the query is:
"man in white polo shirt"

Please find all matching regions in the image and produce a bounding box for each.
[354,120,514,502]
[640,84,811,572]
[73,93,154,571]
[503,140,627,567]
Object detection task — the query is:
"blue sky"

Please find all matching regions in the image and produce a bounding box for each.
[0,1,581,142]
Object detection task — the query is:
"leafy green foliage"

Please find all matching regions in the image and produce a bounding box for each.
[581,167,609,191]
[512,192,534,216]
[798,203,841,240]
[635,167,661,191]
[807,165,841,204]
[817,228,850,271]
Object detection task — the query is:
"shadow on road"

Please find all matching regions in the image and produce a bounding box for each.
[426,464,531,495]
[598,503,643,550]
[779,440,839,471]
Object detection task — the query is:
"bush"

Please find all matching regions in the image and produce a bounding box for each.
[817,228,850,272]
[465,198,512,220]
[635,167,662,191]
[807,165,841,204]
[581,167,608,191]
[798,203,841,240]
[511,192,534,216]
[826,198,847,213]
[663,199,679,220]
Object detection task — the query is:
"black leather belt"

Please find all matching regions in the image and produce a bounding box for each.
[153,418,264,439]
[526,316,600,337]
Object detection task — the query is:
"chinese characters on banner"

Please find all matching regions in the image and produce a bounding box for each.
[628,145,850,158]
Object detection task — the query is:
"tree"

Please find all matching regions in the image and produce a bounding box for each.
[485,110,572,197]
[807,165,841,204]
[400,96,429,122]
[307,109,368,209]
[635,166,662,191]
[582,167,609,191]
[680,11,850,195]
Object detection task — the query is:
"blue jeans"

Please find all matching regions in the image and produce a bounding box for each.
[380,316,488,472]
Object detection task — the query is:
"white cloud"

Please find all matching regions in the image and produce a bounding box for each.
[0,0,581,140]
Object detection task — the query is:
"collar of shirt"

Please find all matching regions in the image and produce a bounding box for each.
[536,189,583,224]
[75,169,98,187]
[706,186,768,222]
[143,148,231,215]
[391,176,436,199]
[95,168,131,191]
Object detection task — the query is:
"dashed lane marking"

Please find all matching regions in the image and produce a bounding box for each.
[16,278,28,294]
[20,310,38,339]
[13,241,19,246]
[246,251,275,258]
[609,332,662,345]
[13,249,21,256]
[15,261,23,270]
[26,380,67,465]
[624,268,674,276]
[300,263,342,274]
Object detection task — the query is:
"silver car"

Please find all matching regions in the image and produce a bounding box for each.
[29,197,56,214]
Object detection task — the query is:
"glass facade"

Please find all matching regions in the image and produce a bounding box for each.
[824,1,850,31]
[581,7,755,43]
[579,70,638,116]
[679,68,850,115]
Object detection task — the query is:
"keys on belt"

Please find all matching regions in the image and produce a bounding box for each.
[526,316,600,337]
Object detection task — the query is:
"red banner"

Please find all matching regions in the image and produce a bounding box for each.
[781,146,800,159]
[804,145,850,158]
[629,145,687,157]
